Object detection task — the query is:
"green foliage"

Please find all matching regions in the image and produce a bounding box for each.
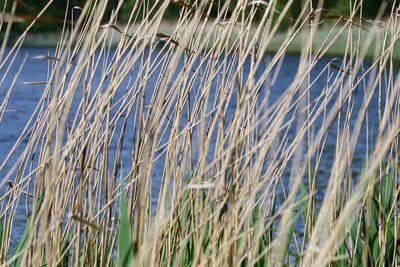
[13,192,44,267]
[0,216,3,253]
[118,188,134,267]
[337,164,399,266]
[59,234,71,267]
[0,0,117,32]
[0,0,394,34]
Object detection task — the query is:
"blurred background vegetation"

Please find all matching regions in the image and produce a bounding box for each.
[0,0,395,33]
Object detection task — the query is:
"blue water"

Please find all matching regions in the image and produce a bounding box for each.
[0,47,389,248]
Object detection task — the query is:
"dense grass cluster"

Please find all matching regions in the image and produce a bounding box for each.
[0,0,399,266]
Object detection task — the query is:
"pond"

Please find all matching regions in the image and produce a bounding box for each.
[0,47,387,247]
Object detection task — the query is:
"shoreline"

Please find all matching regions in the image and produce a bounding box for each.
[8,22,399,61]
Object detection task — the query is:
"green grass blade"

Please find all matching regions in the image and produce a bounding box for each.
[13,192,45,267]
[118,188,134,267]
[0,216,3,252]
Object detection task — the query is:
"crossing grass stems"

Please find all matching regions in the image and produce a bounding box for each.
[0,0,399,266]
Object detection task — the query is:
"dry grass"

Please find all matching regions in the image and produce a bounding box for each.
[0,0,399,266]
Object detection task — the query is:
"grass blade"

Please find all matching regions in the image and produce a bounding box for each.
[118,188,134,267]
